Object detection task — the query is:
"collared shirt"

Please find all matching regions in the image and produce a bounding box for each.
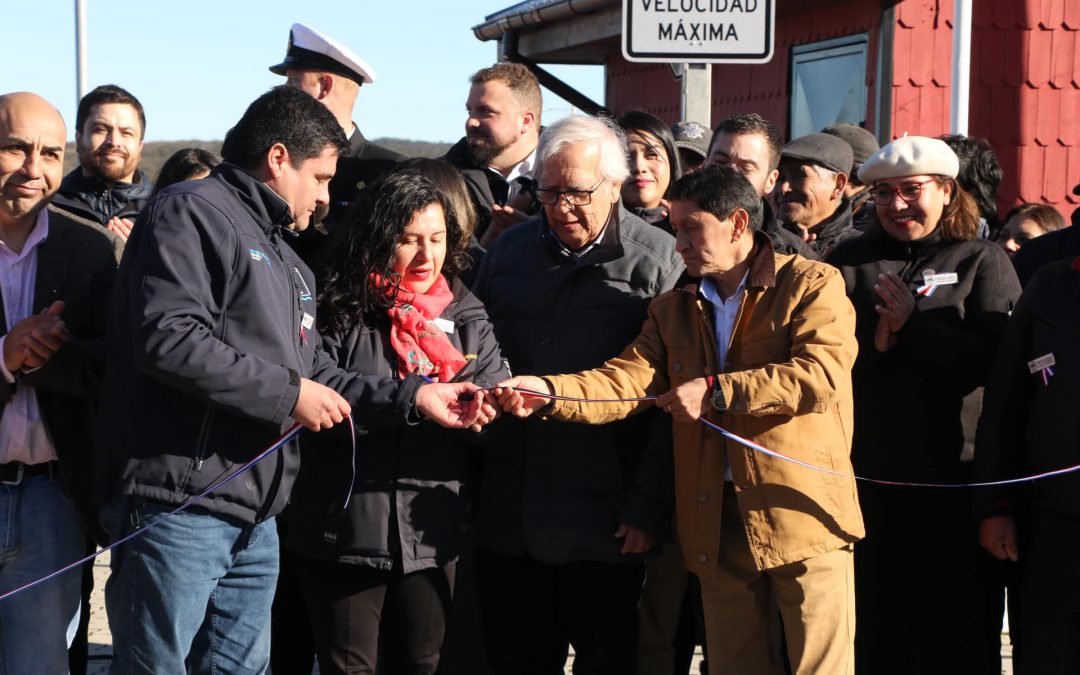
[699,271,748,482]
[0,209,58,465]
[489,148,537,202]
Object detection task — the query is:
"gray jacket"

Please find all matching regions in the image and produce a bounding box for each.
[472,203,684,564]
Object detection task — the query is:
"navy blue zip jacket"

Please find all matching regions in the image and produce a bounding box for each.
[93,163,420,525]
[52,167,153,225]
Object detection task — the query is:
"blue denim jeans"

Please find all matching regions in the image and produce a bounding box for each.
[0,473,86,674]
[102,498,279,675]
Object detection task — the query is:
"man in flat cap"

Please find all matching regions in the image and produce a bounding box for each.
[777,132,858,258]
[271,23,403,268]
[821,123,879,230]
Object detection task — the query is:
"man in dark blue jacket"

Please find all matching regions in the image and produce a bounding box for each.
[51,84,153,244]
[94,86,484,674]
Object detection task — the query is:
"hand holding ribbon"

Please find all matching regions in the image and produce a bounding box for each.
[492,375,554,417]
[656,377,709,422]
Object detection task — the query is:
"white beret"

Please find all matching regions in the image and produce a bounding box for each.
[269,23,376,85]
[857,135,959,184]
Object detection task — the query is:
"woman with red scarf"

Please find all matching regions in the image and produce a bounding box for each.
[282,172,509,675]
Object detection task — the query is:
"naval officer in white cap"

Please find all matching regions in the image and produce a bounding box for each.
[270,22,403,163]
[269,23,404,267]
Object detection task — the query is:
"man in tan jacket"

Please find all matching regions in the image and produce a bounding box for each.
[496,164,864,675]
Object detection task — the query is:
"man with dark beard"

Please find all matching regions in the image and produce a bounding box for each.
[442,63,542,247]
[52,85,151,244]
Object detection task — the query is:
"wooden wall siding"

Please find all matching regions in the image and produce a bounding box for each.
[600,0,1078,217]
[968,0,1079,215]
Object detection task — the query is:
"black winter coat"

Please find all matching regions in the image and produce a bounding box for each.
[975,257,1080,519]
[783,197,860,259]
[284,280,510,573]
[827,230,1021,482]
[442,137,541,240]
[472,204,682,564]
[94,164,417,525]
[52,168,153,225]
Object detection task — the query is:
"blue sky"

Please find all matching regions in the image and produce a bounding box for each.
[7,1,605,142]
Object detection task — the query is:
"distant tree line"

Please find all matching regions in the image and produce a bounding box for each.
[61,138,453,184]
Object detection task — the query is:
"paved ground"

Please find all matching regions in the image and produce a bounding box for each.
[84,551,1012,675]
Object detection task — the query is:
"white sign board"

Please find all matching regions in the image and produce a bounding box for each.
[622,0,775,64]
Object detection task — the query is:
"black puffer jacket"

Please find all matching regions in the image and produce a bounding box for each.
[472,204,682,564]
[975,257,1080,519]
[827,230,1021,482]
[284,279,510,573]
[52,167,153,225]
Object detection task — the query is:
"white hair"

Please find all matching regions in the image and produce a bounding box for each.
[533,115,630,185]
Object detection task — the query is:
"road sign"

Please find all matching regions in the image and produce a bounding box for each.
[622,0,775,64]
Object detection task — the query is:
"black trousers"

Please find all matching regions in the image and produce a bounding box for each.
[1016,507,1080,675]
[855,485,993,675]
[293,555,456,675]
[474,548,644,675]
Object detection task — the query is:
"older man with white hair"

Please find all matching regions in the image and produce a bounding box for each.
[471,114,684,675]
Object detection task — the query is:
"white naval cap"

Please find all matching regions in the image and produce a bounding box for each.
[268,23,376,85]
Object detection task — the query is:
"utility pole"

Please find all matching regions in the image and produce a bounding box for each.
[76,0,88,103]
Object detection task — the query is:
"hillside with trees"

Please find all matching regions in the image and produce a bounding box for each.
[62,138,453,182]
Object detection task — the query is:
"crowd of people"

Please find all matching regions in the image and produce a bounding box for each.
[0,19,1077,675]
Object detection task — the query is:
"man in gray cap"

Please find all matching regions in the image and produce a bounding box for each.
[822,124,879,195]
[777,133,858,258]
[270,23,403,266]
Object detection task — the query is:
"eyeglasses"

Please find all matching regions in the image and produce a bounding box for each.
[869,179,939,206]
[533,177,606,207]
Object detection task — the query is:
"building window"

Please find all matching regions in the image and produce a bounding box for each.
[790,35,869,139]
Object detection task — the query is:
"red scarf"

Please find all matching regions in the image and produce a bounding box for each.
[374,274,468,381]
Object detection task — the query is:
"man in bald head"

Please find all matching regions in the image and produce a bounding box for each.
[0,92,119,673]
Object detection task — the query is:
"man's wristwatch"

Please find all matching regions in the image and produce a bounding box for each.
[705,375,727,412]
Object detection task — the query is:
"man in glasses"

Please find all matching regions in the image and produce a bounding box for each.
[471,114,684,674]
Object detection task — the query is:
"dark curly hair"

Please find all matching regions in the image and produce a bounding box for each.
[939,134,1003,233]
[318,172,469,335]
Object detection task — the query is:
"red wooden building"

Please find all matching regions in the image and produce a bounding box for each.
[473,0,1080,219]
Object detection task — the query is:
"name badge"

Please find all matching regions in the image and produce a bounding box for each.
[433,318,455,334]
[301,313,315,330]
[922,272,958,286]
[1028,353,1056,374]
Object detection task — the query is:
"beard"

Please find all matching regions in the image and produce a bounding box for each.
[466,130,514,167]
[78,144,139,184]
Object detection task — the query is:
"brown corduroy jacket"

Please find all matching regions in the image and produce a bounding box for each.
[543,234,865,574]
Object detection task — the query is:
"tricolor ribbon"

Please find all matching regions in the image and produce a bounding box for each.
[915,283,938,297]
[499,387,1080,489]
[1041,366,1054,387]
[0,416,356,603]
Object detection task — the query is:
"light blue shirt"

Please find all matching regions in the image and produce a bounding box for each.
[699,271,748,482]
